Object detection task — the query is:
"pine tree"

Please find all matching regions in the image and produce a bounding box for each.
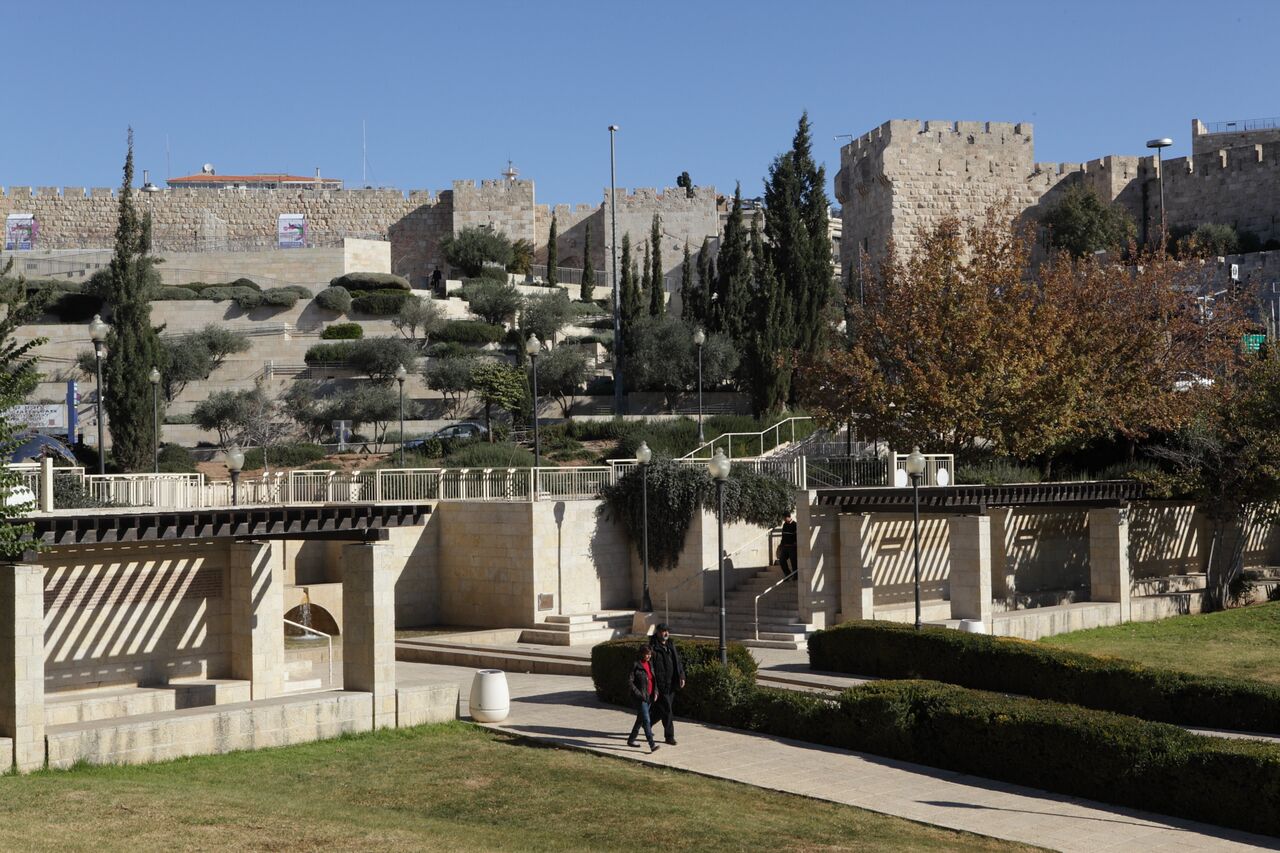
[764,111,833,367]
[103,129,163,472]
[579,222,595,302]
[649,213,664,317]
[746,253,794,415]
[546,214,558,286]
[714,185,750,340]
[679,241,694,322]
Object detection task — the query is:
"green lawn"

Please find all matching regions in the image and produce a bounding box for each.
[0,723,1034,852]
[1043,601,1280,685]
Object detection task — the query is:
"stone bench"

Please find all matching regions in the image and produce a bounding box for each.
[396,682,459,727]
[44,686,178,727]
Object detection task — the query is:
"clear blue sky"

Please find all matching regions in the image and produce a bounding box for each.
[9,0,1279,206]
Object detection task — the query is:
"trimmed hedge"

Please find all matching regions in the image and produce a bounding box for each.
[314,285,352,314]
[320,322,364,340]
[435,319,504,345]
[153,286,200,301]
[590,637,758,717]
[351,288,411,316]
[442,442,535,469]
[244,443,327,469]
[330,272,410,293]
[157,444,197,474]
[304,342,355,364]
[48,291,103,322]
[807,620,1280,734]
[589,644,1280,837]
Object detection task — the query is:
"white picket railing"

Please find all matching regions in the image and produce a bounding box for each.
[680,416,814,462]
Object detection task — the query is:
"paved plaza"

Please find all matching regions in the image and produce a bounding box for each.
[395,660,1280,852]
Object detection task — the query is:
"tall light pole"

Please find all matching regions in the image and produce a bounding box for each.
[904,446,927,631]
[227,446,245,506]
[527,335,542,468]
[149,367,161,473]
[693,327,706,443]
[395,363,408,467]
[637,440,653,612]
[88,314,109,474]
[1146,137,1173,246]
[708,448,731,665]
[608,124,624,417]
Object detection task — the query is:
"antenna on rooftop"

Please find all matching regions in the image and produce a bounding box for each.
[502,160,519,181]
[362,119,368,187]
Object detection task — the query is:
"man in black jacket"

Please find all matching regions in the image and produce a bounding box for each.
[779,512,798,579]
[648,624,686,745]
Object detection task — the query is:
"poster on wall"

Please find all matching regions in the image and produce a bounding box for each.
[277,213,307,249]
[4,214,36,250]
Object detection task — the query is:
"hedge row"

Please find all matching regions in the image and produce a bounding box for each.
[590,638,758,711]
[330,272,410,293]
[807,620,1280,734]
[320,322,364,340]
[589,640,1280,837]
[314,285,352,314]
[434,319,504,345]
[351,288,410,316]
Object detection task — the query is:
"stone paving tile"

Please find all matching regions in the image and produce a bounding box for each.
[395,661,1280,853]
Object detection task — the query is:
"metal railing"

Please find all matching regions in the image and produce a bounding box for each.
[679,416,814,462]
[754,572,796,641]
[663,526,776,627]
[527,265,607,287]
[84,473,205,509]
[805,456,889,489]
[610,456,806,490]
[283,618,333,690]
[1203,117,1280,134]
[891,452,955,487]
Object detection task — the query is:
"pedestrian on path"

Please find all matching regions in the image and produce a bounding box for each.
[648,624,685,745]
[779,512,798,579]
[627,645,661,753]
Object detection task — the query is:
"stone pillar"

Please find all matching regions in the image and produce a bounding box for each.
[0,563,45,772]
[948,515,992,624]
[1089,507,1131,621]
[837,514,875,621]
[794,491,832,630]
[228,540,284,700]
[343,541,396,729]
[38,457,53,513]
[988,507,1012,602]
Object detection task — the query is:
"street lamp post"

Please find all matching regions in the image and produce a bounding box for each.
[693,328,706,443]
[527,335,542,468]
[226,446,245,506]
[88,314,109,474]
[608,124,624,417]
[148,367,161,473]
[904,446,927,630]
[708,448,731,665]
[1146,137,1173,245]
[395,363,408,467]
[637,441,653,612]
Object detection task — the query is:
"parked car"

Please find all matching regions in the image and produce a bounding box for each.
[402,423,487,450]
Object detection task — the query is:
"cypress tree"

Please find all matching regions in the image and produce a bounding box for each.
[649,214,664,317]
[546,214,558,286]
[103,129,162,471]
[679,241,694,322]
[695,237,712,326]
[579,222,595,302]
[620,234,643,351]
[763,111,833,366]
[641,240,652,313]
[714,185,750,341]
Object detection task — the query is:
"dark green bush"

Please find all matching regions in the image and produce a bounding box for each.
[434,320,504,345]
[590,638,758,717]
[314,285,352,314]
[320,322,364,340]
[257,286,303,309]
[157,443,197,474]
[351,288,411,316]
[48,291,103,322]
[807,620,1280,734]
[442,442,535,468]
[153,286,200,301]
[304,342,355,364]
[53,472,114,508]
[243,443,328,469]
[955,458,1041,485]
[425,341,470,359]
[590,644,1280,837]
[330,272,411,293]
[227,277,261,292]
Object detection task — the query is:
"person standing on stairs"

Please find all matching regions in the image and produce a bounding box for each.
[779,512,798,579]
[648,624,686,745]
[627,645,660,753]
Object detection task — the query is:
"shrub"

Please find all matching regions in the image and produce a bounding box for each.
[589,638,758,710]
[435,320,504,346]
[347,336,419,382]
[441,226,514,277]
[320,322,364,340]
[314,285,352,314]
[806,620,1280,734]
[330,272,411,293]
[351,289,411,316]
[243,443,327,470]
[442,441,536,469]
[258,286,303,309]
[53,472,114,508]
[48,291,104,322]
[153,286,200,301]
[157,443,197,474]
[425,341,470,359]
[589,643,1280,838]
[228,277,261,292]
[304,342,355,364]
[955,457,1041,485]
[466,280,521,326]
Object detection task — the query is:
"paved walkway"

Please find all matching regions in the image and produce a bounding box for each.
[397,660,1279,853]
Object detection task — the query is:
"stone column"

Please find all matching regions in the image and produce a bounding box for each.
[0,563,45,773]
[948,515,992,624]
[1089,507,1131,621]
[988,507,1012,602]
[837,514,875,621]
[343,541,396,729]
[228,540,284,700]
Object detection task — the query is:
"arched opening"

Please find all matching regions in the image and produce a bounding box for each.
[284,602,340,637]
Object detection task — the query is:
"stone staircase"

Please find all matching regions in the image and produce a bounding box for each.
[43,679,252,727]
[519,611,634,646]
[284,642,340,693]
[663,566,814,650]
[1131,573,1209,621]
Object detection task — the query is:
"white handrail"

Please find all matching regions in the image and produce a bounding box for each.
[754,573,795,641]
[679,416,813,462]
[284,617,333,689]
[663,526,777,626]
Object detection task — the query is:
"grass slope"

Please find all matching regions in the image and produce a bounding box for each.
[0,723,1033,852]
[1043,602,1280,685]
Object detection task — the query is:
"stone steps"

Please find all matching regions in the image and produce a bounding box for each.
[1132,574,1207,596]
[519,611,634,647]
[395,639,592,676]
[44,680,254,726]
[1131,590,1207,621]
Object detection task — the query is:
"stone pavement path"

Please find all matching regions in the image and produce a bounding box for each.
[395,660,1279,853]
